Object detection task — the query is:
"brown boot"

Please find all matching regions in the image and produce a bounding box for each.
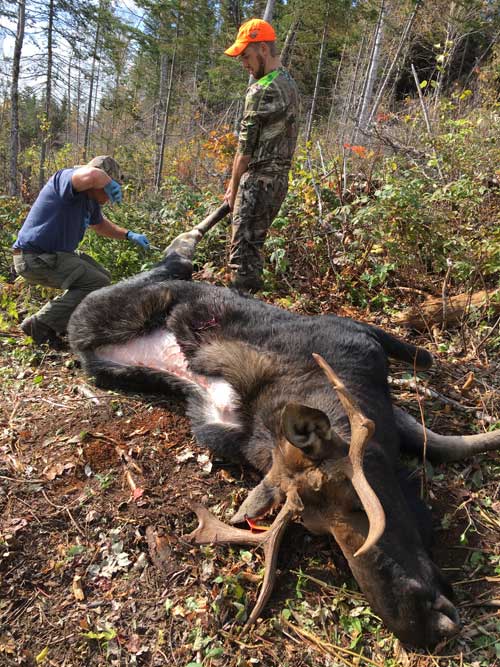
[20,316,67,350]
[229,275,264,294]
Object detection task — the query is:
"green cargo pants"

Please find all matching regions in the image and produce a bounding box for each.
[229,170,289,287]
[13,250,111,334]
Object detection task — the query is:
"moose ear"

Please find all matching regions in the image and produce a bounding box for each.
[281,403,337,459]
[230,475,285,524]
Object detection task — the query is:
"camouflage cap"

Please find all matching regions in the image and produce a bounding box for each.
[86,155,122,182]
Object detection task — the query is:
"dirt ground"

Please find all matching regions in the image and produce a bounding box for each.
[1,307,499,667]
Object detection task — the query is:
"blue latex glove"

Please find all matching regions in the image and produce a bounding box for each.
[104,179,122,204]
[127,231,150,249]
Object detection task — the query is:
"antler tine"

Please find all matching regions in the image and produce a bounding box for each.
[188,503,268,546]
[312,353,386,556]
[187,489,303,629]
[244,488,303,628]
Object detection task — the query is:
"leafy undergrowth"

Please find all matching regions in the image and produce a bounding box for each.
[0,283,499,667]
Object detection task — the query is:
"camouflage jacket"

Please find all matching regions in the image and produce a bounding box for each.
[238,67,299,175]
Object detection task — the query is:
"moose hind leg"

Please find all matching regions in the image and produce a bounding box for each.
[68,282,174,353]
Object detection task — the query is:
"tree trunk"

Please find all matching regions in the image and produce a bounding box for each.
[261,0,275,23]
[432,2,458,113]
[39,0,54,190]
[76,58,81,148]
[281,17,300,68]
[91,57,102,150]
[326,41,346,141]
[364,1,421,131]
[340,34,365,141]
[305,7,328,143]
[340,34,366,192]
[356,0,385,137]
[395,289,500,330]
[66,58,71,144]
[83,20,101,161]
[154,52,169,158]
[8,0,26,197]
[155,31,177,192]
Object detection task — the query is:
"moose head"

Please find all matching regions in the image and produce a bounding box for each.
[188,354,459,646]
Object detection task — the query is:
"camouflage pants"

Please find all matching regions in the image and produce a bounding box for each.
[229,171,288,286]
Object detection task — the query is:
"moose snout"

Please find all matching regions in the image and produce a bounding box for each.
[429,594,461,639]
[394,584,461,647]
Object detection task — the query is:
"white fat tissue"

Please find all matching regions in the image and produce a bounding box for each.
[204,378,240,427]
[96,330,240,427]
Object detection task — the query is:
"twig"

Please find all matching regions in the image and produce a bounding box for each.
[11,495,43,524]
[22,397,72,410]
[461,600,500,608]
[411,63,445,181]
[76,384,100,405]
[0,474,45,483]
[413,362,428,500]
[66,508,86,537]
[281,618,385,667]
[115,445,143,474]
[389,376,497,423]
[441,259,453,331]
[476,312,500,352]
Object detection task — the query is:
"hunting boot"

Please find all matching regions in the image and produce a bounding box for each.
[20,315,67,350]
[230,274,264,294]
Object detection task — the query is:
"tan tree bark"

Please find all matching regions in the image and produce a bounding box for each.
[9,0,26,196]
[395,289,500,330]
[39,0,54,189]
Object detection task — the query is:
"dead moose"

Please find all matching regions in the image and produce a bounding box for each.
[68,204,500,648]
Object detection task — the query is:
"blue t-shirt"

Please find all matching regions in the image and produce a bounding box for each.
[13,168,103,253]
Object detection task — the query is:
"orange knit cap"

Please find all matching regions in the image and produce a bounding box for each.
[224,18,276,57]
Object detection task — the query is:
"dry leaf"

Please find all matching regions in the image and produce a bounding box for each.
[72,574,85,601]
[176,448,195,463]
[132,487,144,501]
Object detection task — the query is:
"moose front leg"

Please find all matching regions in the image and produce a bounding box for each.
[187,490,303,628]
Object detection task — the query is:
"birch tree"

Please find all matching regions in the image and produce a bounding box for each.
[305,7,328,143]
[9,0,26,196]
[83,19,101,160]
[357,0,385,136]
[155,28,177,192]
[38,0,54,188]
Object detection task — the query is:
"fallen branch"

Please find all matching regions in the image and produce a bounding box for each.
[389,376,497,424]
[395,288,500,330]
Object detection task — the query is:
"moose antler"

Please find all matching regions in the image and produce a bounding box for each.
[187,487,303,628]
[312,353,386,556]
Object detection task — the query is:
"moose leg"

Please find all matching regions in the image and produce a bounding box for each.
[157,202,230,280]
[394,407,500,462]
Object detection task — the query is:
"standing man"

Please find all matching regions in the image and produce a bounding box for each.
[224,18,299,293]
[12,155,149,348]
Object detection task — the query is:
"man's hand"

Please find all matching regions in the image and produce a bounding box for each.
[224,185,235,211]
[126,231,150,249]
[104,179,123,204]
[225,153,250,211]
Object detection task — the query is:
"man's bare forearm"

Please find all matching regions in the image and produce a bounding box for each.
[225,153,251,209]
[72,167,111,192]
[92,216,127,240]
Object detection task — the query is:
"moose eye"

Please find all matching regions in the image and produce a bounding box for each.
[299,444,316,459]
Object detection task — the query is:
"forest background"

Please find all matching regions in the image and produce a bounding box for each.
[2,0,500,316]
[1,1,500,666]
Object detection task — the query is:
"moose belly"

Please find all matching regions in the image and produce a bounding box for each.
[95,330,239,426]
